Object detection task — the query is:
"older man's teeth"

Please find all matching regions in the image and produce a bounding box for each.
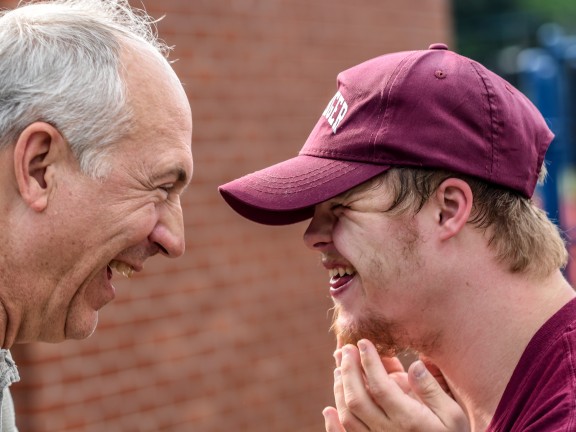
[329,267,355,279]
[110,260,134,278]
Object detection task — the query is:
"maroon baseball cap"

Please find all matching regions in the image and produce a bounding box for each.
[219,43,554,225]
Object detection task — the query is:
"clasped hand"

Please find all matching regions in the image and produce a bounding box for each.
[323,339,470,432]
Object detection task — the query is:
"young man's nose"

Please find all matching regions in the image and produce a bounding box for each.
[303,205,334,251]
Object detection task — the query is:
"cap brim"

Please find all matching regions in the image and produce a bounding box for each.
[219,155,390,225]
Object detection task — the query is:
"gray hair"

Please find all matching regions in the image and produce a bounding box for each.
[0,0,170,177]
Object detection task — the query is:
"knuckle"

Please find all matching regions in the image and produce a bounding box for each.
[340,361,353,374]
[339,410,356,429]
[368,383,387,400]
[345,394,363,412]
[420,377,441,398]
[392,416,418,432]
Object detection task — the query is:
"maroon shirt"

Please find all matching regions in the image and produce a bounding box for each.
[487,297,576,431]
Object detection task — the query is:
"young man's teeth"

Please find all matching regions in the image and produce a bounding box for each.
[110,260,134,278]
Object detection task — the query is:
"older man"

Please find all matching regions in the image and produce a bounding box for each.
[0,1,193,429]
[220,44,575,431]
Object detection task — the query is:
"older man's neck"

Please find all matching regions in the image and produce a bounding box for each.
[0,303,15,349]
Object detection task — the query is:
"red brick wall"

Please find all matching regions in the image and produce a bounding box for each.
[2,1,452,431]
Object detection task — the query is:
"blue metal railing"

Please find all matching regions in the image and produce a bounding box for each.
[514,24,576,281]
[517,24,575,223]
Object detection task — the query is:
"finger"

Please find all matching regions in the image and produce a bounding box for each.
[333,366,370,431]
[323,407,346,432]
[339,345,390,429]
[379,355,412,394]
[372,354,411,395]
[408,361,469,430]
[334,349,342,367]
[336,334,345,349]
[380,356,405,374]
[356,340,415,415]
[388,371,412,395]
[419,354,452,395]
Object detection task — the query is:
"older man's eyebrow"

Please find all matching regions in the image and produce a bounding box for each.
[152,167,190,185]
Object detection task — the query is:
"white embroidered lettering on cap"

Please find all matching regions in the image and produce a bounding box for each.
[322,90,348,133]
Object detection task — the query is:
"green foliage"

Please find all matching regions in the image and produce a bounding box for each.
[521,0,576,29]
[453,0,576,73]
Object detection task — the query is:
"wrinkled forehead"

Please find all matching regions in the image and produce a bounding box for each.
[121,40,191,129]
[121,40,180,96]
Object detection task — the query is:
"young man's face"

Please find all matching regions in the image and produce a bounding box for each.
[303,176,441,356]
[13,48,193,344]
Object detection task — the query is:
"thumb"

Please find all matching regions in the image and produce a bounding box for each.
[408,361,469,430]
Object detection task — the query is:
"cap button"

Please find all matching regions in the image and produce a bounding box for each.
[428,43,449,50]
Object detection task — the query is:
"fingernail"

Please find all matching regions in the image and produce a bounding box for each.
[358,340,367,353]
[412,360,427,379]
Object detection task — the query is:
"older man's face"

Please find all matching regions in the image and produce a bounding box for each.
[16,46,193,344]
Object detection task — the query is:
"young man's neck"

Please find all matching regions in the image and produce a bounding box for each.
[423,270,575,431]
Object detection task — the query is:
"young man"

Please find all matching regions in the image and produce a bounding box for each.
[0,1,193,429]
[219,44,575,431]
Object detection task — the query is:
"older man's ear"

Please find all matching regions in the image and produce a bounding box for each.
[13,122,68,212]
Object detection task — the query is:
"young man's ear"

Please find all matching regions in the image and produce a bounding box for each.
[434,178,473,241]
[13,122,68,212]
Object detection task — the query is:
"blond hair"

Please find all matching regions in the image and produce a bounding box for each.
[372,167,568,278]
